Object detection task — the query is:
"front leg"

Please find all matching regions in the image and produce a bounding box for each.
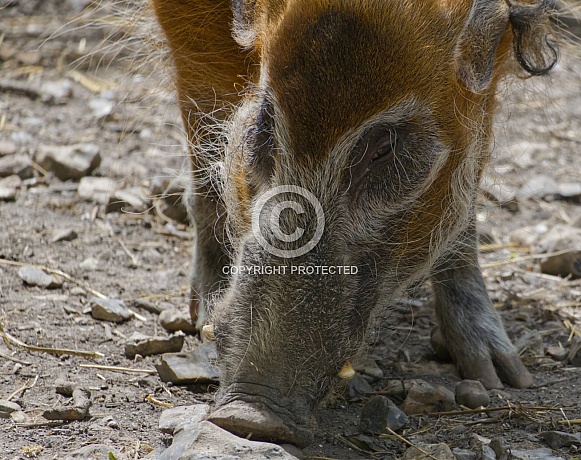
[430,218,533,389]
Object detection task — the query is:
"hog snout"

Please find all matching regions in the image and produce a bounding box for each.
[208,382,313,447]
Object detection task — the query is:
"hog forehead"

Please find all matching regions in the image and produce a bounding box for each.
[264,0,463,158]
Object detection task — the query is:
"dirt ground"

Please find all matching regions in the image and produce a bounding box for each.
[0,2,580,460]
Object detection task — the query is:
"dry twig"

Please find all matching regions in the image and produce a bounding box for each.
[80,363,157,374]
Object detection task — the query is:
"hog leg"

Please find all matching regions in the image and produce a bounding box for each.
[185,186,230,330]
[430,217,533,389]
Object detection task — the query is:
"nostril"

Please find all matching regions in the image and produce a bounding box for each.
[207,400,314,448]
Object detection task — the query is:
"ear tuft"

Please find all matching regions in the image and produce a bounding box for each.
[455,0,510,92]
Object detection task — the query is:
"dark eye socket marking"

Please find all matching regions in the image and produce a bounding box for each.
[351,125,405,183]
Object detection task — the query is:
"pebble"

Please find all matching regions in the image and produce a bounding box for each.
[0,185,16,201]
[51,228,78,243]
[455,380,490,409]
[43,388,91,421]
[124,332,185,358]
[480,175,519,212]
[510,223,549,247]
[63,444,125,460]
[106,187,151,213]
[518,174,560,200]
[0,174,22,190]
[568,338,581,367]
[0,154,33,179]
[35,143,101,181]
[401,443,455,460]
[158,403,210,435]
[539,431,581,449]
[538,225,581,279]
[78,176,118,204]
[132,299,167,315]
[55,377,77,397]
[452,448,477,460]
[89,98,115,121]
[79,257,100,271]
[546,345,568,361]
[158,420,299,460]
[18,267,62,289]
[347,373,374,400]
[159,307,197,334]
[359,395,408,434]
[41,79,73,104]
[156,342,220,384]
[0,140,17,156]
[10,410,28,424]
[400,380,456,415]
[0,399,21,417]
[354,356,384,381]
[90,297,132,322]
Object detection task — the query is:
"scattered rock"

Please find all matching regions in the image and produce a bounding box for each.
[89,97,115,121]
[509,449,565,460]
[156,342,220,384]
[0,154,33,178]
[518,175,560,200]
[452,448,477,460]
[18,266,62,289]
[455,380,490,409]
[132,299,168,315]
[347,373,374,400]
[51,228,78,243]
[78,176,118,204]
[55,377,77,396]
[359,395,408,434]
[36,143,101,181]
[0,139,17,156]
[354,356,384,381]
[0,174,21,201]
[124,332,185,358]
[395,361,460,380]
[63,444,125,460]
[380,379,408,402]
[10,410,29,424]
[510,223,550,247]
[546,346,568,361]
[106,187,151,213]
[480,175,519,212]
[538,225,581,279]
[568,338,581,367]
[159,307,197,334]
[0,399,21,418]
[159,403,210,435]
[0,185,16,201]
[401,443,455,460]
[79,257,100,271]
[151,175,189,224]
[41,79,73,103]
[90,297,132,322]
[400,380,456,415]
[43,388,91,421]
[159,420,299,460]
[539,431,581,449]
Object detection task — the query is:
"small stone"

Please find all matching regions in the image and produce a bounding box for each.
[158,403,210,435]
[156,342,220,384]
[538,225,581,279]
[455,380,490,409]
[0,186,16,201]
[55,377,76,396]
[89,98,114,120]
[480,175,519,212]
[79,257,100,271]
[401,443,455,460]
[510,223,549,247]
[546,346,568,361]
[354,356,384,381]
[159,307,197,334]
[400,380,456,415]
[0,399,21,417]
[51,228,78,243]
[125,332,185,358]
[90,297,132,322]
[347,373,374,400]
[41,79,73,104]
[568,338,581,367]
[63,444,124,460]
[158,421,298,460]
[510,448,565,460]
[36,143,101,181]
[106,187,151,213]
[360,395,408,434]
[539,432,581,450]
[381,379,408,402]
[0,140,17,156]
[0,174,22,189]
[10,410,28,424]
[518,175,560,200]
[452,448,477,460]
[43,388,91,421]
[18,267,62,289]
[0,154,33,178]
[78,176,118,204]
[132,299,166,315]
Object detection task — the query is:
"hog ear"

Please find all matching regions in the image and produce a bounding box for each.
[455,0,510,92]
[231,0,259,49]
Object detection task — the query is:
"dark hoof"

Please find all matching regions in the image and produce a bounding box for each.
[207,400,313,448]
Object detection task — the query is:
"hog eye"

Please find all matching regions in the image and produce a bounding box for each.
[369,137,396,165]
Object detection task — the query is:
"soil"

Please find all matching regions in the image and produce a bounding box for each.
[0,2,580,460]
